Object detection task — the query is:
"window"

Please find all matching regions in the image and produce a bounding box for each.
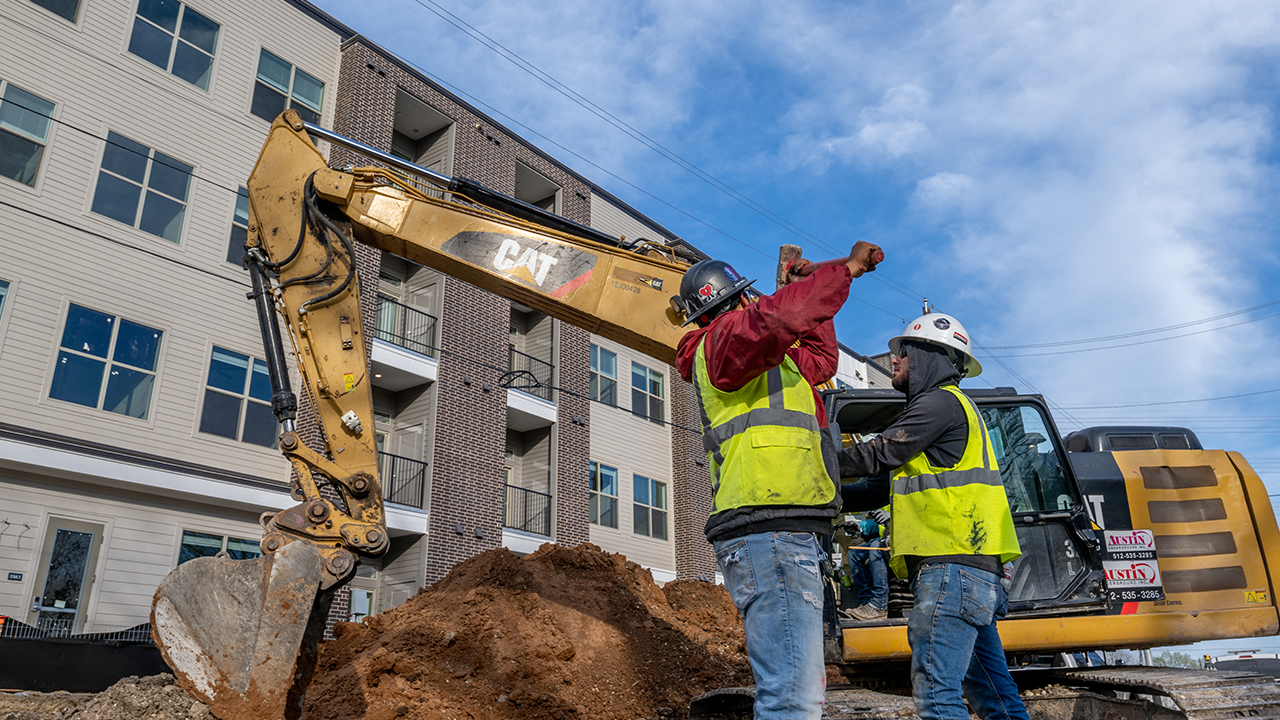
[631,362,664,424]
[633,475,668,540]
[589,344,616,405]
[128,0,220,90]
[0,80,55,187]
[199,346,277,448]
[177,530,259,565]
[0,281,8,318]
[979,405,1072,513]
[250,49,323,124]
[225,187,248,264]
[91,131,192,242]
[30,0,81,21]
[49,304,162,420]
[589,461,618,528]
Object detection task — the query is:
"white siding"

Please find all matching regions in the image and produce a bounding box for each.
[0,0,342,477]
[0,470,266,630]
[586,334,675,574]
[589,194,671,247]
[0,0,345,632]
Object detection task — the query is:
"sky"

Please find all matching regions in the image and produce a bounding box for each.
[308,0,1280,653]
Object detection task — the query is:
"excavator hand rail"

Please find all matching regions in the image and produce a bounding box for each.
[299,119,632,252]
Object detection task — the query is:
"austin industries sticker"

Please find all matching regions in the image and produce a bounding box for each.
[1101,529,1165,602]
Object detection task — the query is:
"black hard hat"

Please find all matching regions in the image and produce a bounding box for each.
[672,259,757,326]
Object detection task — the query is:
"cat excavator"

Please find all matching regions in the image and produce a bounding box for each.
[150,110,1280,720]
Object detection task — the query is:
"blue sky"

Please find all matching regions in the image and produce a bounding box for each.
[310,0,1280,651]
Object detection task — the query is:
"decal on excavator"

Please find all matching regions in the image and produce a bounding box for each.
[441,231,598,297]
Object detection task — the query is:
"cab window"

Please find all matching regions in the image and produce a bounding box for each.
[979,405,1073,513]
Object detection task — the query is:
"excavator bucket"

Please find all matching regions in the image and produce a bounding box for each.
[150,541,330,720]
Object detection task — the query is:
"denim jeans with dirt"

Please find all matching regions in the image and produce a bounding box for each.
[714,531,826,720]
[907,562,1030,720]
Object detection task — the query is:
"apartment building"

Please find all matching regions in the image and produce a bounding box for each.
[0,0,723,638]
[0,0,353,634]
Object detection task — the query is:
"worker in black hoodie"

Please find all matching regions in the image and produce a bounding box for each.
[840,312,1028,720]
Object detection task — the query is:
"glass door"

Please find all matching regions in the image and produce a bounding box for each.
[27,519,104,636]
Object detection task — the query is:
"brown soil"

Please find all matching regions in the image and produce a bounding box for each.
[0,675,213,720]
[300,542,751,720]
[0,543,750,720]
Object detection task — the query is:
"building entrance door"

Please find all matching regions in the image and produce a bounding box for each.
[27,519,103,636]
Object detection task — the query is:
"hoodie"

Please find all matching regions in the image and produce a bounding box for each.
[839,342,1003,578]
[838,342,968,509]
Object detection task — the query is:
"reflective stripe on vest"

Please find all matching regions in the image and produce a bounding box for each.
[888,385,1021,578]
[693,338,834,514]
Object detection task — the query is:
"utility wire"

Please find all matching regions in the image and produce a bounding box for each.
[988,312,1280,358]
[1,96,245,198]
[1,7,918,324]
[1061,388,1280,410]
[0,199,248,286]
[984,300,1280,349]
[403,0,844,257]
[387,0,933,313]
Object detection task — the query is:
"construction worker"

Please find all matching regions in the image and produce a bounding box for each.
[840,313,1028,720]
[845,509,889,620]
[674,241,882,720]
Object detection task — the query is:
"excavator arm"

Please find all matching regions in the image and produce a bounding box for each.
[151,110,695,719]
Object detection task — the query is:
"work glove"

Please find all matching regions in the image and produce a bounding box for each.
[868,509,890,526]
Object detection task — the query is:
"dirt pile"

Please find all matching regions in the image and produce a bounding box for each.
[0,675,213,720]
[301,542,751,720]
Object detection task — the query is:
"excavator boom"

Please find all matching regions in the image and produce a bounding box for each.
[151,111,695,719]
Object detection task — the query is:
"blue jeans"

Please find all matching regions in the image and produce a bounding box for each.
[908,563,1029,720]
[715,531,826,720]
[848,538,888,609]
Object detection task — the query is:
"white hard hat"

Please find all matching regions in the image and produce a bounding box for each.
[888,313,983,378]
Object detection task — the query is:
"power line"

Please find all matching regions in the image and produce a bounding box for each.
[385,0,934,313]
[989,312,1280,358]
[402,0,845,257]
[983,299,1280,349]
[0,199,248,286]
[2,6,918,326]
[1060,388,1280,410]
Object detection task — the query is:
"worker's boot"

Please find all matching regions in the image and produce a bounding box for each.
[850,603,887,621]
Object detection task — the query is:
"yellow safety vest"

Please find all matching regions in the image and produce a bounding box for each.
[693,339,835,514]
[888,385,1021,578]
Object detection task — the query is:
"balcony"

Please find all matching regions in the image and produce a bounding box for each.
[380,451,426,508]
[504,484,551,537]
[372,295,438,390]
[508,348,553,401]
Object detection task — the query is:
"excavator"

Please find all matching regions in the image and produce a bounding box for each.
[150,110,1280,720]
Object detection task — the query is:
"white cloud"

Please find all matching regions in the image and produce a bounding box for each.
[914,172,978,213]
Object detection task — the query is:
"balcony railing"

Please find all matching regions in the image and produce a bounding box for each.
[504,484,552,537]
[380,451,427,508]
[376,294,438,358]
[508,347,554,401]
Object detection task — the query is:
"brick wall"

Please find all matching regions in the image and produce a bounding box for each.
[671,371,716,579]
[554,322,590,547]
[333,40,598,588]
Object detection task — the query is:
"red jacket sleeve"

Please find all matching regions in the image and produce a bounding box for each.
[693,263,851,391]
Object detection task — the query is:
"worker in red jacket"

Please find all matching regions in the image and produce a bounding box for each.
[674,241,882,720]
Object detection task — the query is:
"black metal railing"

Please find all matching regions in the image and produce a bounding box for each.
[375,295,438,357]
[504,484,552,537]
[380,451,427,508]
[508,347,554,400]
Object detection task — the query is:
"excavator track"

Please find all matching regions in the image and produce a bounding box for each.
[1039,667,1280,719]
